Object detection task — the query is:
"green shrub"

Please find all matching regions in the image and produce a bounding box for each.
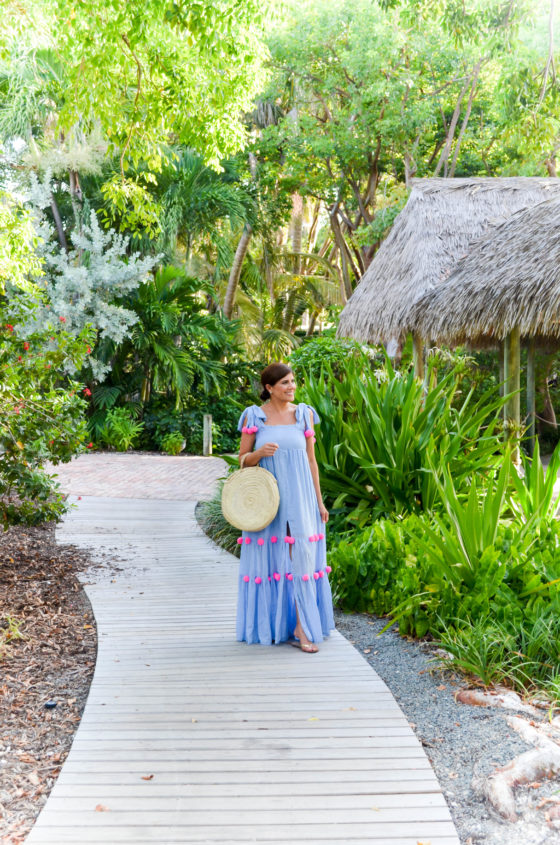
[98,407,144,451]
[289,335,381,381]
[0,314,94,525]
[160,431,185,455]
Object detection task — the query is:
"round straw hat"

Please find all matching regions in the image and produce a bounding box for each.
[221,466,280,532]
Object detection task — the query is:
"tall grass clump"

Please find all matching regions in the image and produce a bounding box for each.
[197,482,240,558]
[300,355,507,526]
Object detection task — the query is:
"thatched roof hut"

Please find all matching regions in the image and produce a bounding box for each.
[337,177,560,346]
[409,193,560,347]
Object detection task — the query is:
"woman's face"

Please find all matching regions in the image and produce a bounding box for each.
[267,372,296,402]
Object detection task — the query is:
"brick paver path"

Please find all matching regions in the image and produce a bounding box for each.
[49,453,227,501]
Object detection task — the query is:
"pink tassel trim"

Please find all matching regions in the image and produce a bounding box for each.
[284,536,296,545]
[237,537,243,545]
[257,538,265,546]
[242,567,330,583]
[304,429,314,438]
[242,425,259,434]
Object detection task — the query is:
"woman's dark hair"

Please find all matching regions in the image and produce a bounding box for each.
[260,363,293,401]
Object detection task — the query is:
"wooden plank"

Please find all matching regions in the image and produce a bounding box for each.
[25,821,460,841]
[51,781,445,797]
[44,793,450,811]
[26,492,459,845]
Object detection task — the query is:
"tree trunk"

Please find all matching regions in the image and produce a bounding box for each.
[50,195,68,252]
[223,225,252,319]
[434,74,471,177]
[290,193,303,275]
[306,311,318,336]
[330,212,354,300]
[68,169,83,231]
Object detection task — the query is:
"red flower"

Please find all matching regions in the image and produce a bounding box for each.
[59,316,66,323]
[45,364,51,369]
[23,342,30,351]
[83,387,92,397]
[5,324,14,333]
[49,440,54,445]
[17,355,22,361]
[87,442,93,449]
[86,346,91,354]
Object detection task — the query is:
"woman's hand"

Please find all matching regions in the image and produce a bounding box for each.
[319,502,329,523]
[259,442,279,458]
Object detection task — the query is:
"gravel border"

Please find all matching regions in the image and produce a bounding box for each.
[335,609,560,845]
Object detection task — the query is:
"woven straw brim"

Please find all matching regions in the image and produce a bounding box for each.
[221,466,280,532]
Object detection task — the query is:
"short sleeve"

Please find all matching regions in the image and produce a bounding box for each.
[296,403,319,427]
[237,406,254,433]
[237,405,266,433]
[308,405,320,425]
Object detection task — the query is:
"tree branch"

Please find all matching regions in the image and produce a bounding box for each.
[119,34,143,177]
[449,60,482,177]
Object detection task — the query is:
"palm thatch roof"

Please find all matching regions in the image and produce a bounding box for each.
[337,177,560,345]
[409,193,560,347]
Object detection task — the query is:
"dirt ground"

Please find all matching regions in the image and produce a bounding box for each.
[0,521,97,844]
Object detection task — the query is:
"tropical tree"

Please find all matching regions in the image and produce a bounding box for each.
[259,0,559,294]
[92,266,237,413]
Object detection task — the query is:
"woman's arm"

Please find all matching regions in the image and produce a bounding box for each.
[306,424,329,523]
[239,429,278,467]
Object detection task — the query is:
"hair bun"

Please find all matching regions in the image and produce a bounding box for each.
[260,388,271,400]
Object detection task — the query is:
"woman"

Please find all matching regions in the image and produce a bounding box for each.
[236,362,335,652]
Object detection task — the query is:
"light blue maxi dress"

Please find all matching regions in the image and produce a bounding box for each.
[236,402,335,645]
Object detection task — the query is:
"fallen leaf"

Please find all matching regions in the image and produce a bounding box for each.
[141,774,154,781]
[95,804,110,812]
[437,684,446,691]
[363,648,371,654]
[28,771,40,786]
[308,717,319,721]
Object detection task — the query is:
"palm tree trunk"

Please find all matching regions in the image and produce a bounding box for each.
[290,193,303,275]
[223,225,252,319]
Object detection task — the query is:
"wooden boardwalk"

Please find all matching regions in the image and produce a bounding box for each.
[27,457,460,844]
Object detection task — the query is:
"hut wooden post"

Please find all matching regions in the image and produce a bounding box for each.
[412,333,424,380]
[504,326,521,463]
[498,341,505,398]
[526,339,536,457]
